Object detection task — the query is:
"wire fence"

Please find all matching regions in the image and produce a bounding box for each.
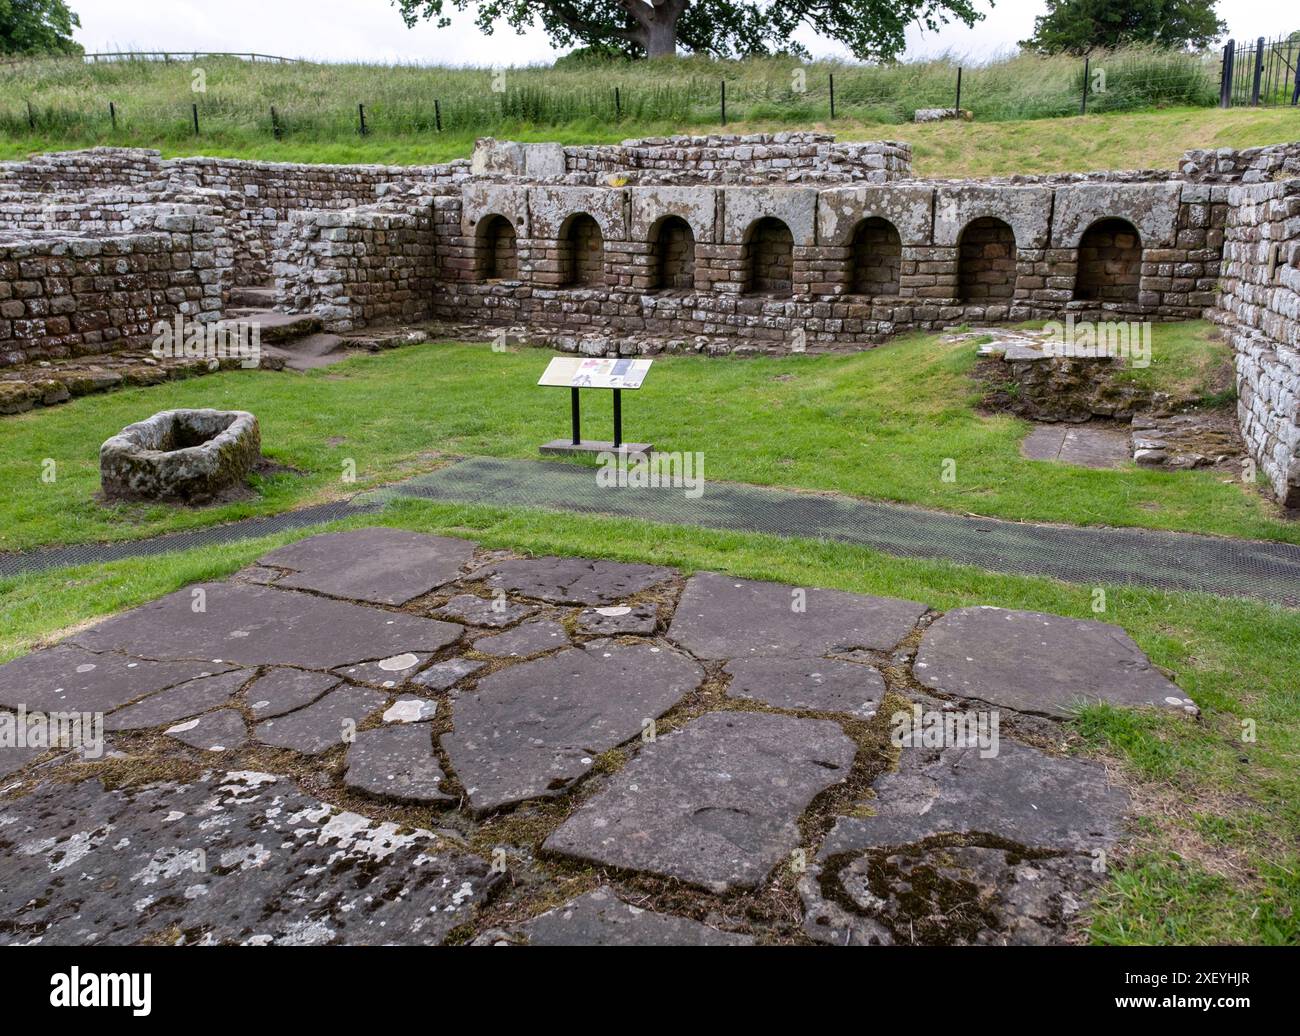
[1220,36,1300,107]
[0,47,1267,143]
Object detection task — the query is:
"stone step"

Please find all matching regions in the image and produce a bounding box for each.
[225,309,323,343]
[229,284,277,308]
[262,333,350,372]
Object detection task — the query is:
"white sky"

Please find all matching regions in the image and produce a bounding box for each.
[72,0,1287,65]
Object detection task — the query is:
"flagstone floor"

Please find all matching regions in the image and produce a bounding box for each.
[0,528,1192,945]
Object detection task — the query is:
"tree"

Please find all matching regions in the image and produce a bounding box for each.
[0,0,81,56]
[393,0,988,61]
[1020,0,1226,55]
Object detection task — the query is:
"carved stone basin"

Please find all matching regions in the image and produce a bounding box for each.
[100,408,261,504]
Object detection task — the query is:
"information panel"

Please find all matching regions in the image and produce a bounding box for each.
[538,357,653,390]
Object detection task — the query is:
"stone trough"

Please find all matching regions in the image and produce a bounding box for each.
[100,408,261,504]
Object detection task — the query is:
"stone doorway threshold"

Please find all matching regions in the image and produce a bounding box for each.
[1020,422,1131,469]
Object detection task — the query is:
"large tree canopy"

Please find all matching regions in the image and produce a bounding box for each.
[0,0,81,56]
[393,0,987,60]
[1020,0,1226,55]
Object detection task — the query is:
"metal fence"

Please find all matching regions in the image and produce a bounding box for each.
[1220,36,1300,107]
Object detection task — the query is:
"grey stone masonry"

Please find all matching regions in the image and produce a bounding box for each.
[1210,178,1300,507]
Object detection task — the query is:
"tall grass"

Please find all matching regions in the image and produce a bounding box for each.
[0,47,1224,149]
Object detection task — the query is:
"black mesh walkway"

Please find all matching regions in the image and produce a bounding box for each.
[392,457,1300,607]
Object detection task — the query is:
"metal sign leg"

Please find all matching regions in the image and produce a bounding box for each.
[613,389,623,449]
[571,387,581,446]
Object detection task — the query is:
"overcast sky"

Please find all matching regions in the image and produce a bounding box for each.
[72,0,1285,65]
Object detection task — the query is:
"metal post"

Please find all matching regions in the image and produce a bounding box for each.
[358,103,368,136]
[613,389,623,449]
[570,387,581,446]
[955,67,962,111]
[26,101,35,130]
[1221,40,1236,108]
[109,101,117,130]
[720,79,726,126]
[434,99,442,132]
[191,102,199,135]
[615,86,621,121]
[829,74,835,119]
[1251,37,1266,105]
[271,106,281,140]
[1080,57,1089,115]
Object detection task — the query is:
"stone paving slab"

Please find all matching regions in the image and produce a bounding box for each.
[0,744,48,779]
[474,556,675,605]
[668,572,927,660]
[1021,423,1131,469]
[914,606,1190,718]
[544,712,857,892]
[443,643,704,812]
[344,725,454,804]
[333,652,432,689]
[504,887,754,946]
[166,709,249,752]
[104,669,251,732]
[0,645,235,714]
[471,620,569,658]
[244,667,341,719]
[411,657,485,692]
[0,771,496,945]
[820,741,1129,858]
[70,583,463,671]
[575,603,659,636]
[434,594,536,627]
[724,657,883,719]
[255,686,388,755]
[258,528,476,605]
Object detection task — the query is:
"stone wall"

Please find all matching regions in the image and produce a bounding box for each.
[272,194,439,332]
[1180,141,1300,184]
[1211,178,1300,507]
[0,203,232,367]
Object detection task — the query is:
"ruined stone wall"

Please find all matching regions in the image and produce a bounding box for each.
[0,203,232,367]
[272,196,439,332]
[1180,141,1300,184]
[0,147,163,193]
[1211,178,1300,507]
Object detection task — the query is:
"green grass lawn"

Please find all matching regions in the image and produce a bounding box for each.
[0,321,1289,557]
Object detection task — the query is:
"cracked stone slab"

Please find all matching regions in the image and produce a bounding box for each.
[914,606,1189,719]
[471,620,569,659]
[724,658,883,719]
[411,657,485,693]
[544,711,857,892]
[820,741,1129,859]
[0,644,235,714]
[244,667,341,720]
[105,670,251,732]
[70,583,463,670]
[801,845,1099,946]
[510,887,754,946]
[333,652,432,689]
[474,556,675,605]
[443,643,704,812]
[668,572,927,660]
[575,603,658,636]
[433,594,537,628]
[166,709,248,752]
[257,528,476,605]
[384,697,437,723]
[0,770,496,944]
[344,725,454,804]
[255,686,387,755]
[0,743,49,779]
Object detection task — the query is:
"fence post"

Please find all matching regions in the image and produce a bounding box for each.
[358,103,368,136]
[434,98,442,132]
[720,79,726,126]
[1080,57,1090,114]
[1220,40,1236,108]
[1251,36,1266,105]
[109,101,116,130]
[829,73,835,119]
[615,86,621,121]
[270,105,281,140]
[191,103,199,135]
[26,100,35,130]
[955,66,962,111]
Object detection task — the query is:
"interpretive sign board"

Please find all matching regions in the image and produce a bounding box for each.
[537,357,654,457]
